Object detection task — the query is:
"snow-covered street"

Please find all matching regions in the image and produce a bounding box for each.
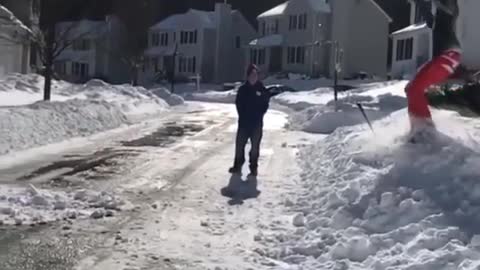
[2,75,480,270]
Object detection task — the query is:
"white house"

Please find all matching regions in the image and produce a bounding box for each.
[391,0,480,79]
[0,4,32,77]
[54,15,130,84]
[248,0,392,79]
[140,3,256,85]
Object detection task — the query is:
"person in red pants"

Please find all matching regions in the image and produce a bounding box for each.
[407,0,460,139]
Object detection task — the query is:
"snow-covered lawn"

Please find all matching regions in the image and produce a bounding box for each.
[0,73,184,155]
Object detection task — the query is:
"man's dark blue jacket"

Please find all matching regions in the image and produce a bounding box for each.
[235,81,271,130]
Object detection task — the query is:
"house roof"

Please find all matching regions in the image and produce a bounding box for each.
[258,2,289,18]
[257,0,391,23]
[391,23,428,35]
[56,19,108,38]
[152,9,216,30]
[367,0,393,23]
[257,0,331,19]
[151,8,241,31]
[0,4,31,35]
[249,34,283,47]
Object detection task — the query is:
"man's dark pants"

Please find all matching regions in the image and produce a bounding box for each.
[233,124,263,171]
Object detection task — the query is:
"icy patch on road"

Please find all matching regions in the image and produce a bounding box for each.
[256,110,480,269]
[0,184,129,226]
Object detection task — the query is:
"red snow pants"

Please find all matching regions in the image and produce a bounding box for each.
[406,49,462,119]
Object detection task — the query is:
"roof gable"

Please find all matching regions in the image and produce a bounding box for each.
[151,9,216,30]
[258,0,330,19]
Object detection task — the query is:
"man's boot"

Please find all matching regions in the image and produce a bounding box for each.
[249,164,258,177]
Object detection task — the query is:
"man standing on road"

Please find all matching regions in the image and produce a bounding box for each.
[229,64,271,176]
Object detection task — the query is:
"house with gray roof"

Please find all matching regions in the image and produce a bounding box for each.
[249,0,392,79]
[54,15,131,83]
[140,3,256,84]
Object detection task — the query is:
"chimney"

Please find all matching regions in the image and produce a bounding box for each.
[214,2,233,83]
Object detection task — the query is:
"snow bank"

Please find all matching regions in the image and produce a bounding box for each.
[257,109,480,269]
[150,87,185,106]
[0,99,128,155]
[0,74,182,112]
[0,74,184,155]
[289,93,407,134]
[273,81,408,112]
[0,184,130,225]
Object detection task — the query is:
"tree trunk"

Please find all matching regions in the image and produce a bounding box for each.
[131,66,139,86]
[43,25,55,101]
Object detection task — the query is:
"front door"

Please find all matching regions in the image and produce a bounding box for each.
[269,46,282,73]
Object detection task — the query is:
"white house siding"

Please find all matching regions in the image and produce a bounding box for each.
[459,0,480,69]
[231,11,257,81]
[0,41,25,76]
[282,0,324,75]
[345,0,389,77]
[201,28,216,82]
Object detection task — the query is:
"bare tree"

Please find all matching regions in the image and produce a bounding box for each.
[0,1,94,101]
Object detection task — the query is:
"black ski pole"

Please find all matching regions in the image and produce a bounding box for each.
[357,103,374,133]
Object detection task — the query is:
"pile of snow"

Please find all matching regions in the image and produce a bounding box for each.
[0,99,128,155]
[273,81,408,112]
[289,93,407,134]
[257,108,480,269]
[273,88,339,111]
[0,74,185,155]
[0,184,129,226]
[0,74,183,113]
[184,89,237,104]
[264,74,386,92]
[150,87,185,106]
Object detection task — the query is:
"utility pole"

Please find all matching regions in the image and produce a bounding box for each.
[171,43,178,93]
[333,40,343,103]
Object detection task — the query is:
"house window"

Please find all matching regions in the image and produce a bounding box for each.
[235,36,241,49]
[262,21,266,35]
[289,15,299,30]
[160,33,169,46]
[296,47,305,63]
[274,19,279,34]
[396,38,413,61]
[180,30,198,44]
[72,39,90,51]
[287,46,305,64]
[298,14,307,30]
[250,48,265,65]
[188,57,196,73]
[179,57,196,73]
[152,33,160,47]
[72,62,89,77]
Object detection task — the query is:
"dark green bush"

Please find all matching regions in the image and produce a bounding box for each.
[427,83,480,117]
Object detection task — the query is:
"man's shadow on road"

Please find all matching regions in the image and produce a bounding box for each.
[220,174,261,205]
